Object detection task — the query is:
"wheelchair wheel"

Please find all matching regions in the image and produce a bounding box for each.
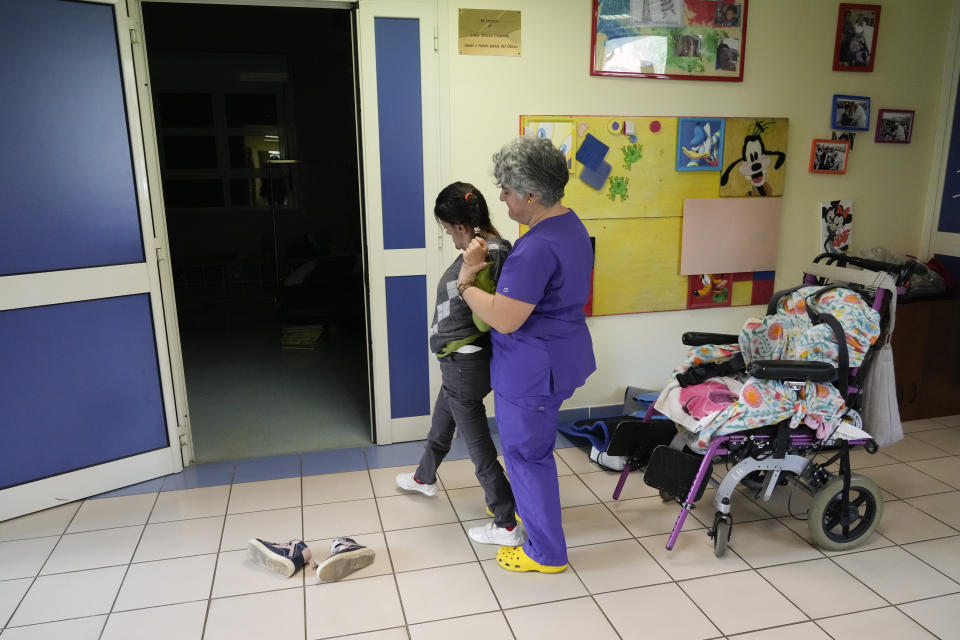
[711,512,732,558]
[808,474,883,552]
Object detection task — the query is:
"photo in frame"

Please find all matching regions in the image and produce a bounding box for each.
[875,109,914,143]
[832,3,880,72]
[809,139,850,175]
[591,0,749,81]
[676,118,725,171]
[832,95,870,131]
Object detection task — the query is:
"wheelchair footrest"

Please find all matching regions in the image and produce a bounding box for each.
[643,445,712,502]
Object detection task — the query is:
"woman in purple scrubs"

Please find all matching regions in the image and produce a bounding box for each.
[456,136,596,573]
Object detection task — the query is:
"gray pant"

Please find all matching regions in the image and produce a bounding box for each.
[416,350,517,528]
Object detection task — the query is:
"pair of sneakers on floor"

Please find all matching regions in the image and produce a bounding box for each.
[396,472,525,547]
[248,537,375,582]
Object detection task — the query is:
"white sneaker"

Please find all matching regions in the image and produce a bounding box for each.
[469,522,526,546]
[396,471,438,497]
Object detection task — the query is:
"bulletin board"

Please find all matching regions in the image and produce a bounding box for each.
[520,115,789,316]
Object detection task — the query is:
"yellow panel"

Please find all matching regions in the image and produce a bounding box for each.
[521,115,719,220]
[731,280,753,307]
[584,218,688,315]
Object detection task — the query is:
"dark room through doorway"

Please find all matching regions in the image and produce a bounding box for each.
[142,2,372,463]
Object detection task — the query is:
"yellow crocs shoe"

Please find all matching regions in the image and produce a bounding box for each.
[485,506,522,524]
[496,545,567,573]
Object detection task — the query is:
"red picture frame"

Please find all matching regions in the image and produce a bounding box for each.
[809,139,850,175]
[832,3,881,72]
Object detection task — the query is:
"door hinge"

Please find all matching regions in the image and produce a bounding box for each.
[129,28,138,44]
[155,246,164,262]
[434,35,439,53]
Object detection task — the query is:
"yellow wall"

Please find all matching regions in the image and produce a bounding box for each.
[437,0,959,406]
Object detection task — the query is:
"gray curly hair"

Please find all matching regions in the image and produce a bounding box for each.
[492,136,569,207]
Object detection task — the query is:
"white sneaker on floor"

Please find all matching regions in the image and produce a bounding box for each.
[469,522,526,546]
[396,471,438,497]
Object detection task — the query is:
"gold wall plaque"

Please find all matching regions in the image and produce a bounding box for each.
[458,9,521,56]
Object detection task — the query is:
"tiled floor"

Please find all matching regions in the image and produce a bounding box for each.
[1,415,959,639]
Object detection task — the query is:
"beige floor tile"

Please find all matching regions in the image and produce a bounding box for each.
[227,478,301,515]
[903,535,960,582]
[308,532,392,583]
[907,491,960,529]
[877,500,958,544]
[880,437,951,463]
[744,483,814,518]
[114,554,216,611]
[690,488,774,526]
[369,465,444,498]
[728,621,832,639]
[67,494,156,533]
[640,530,749,581]
[409,611,513,640]
[567,538,671,593]
[910,428,960,455]
[480,558,587,608]
[0,578,33,627]
[101,601,206,640]
[607,495,704,537]
[396,562,498,624]
[865,464,954,499]
[832,546,960,604]
[561,503,632,547]
[436,458,482,490]
[554,451,574,476]
[221,507,302,551]
[460,518,500,560]
[303,499,380,540]
[385,522,475,572]
[0,504,80,542]
[10,565,126,626]
[149,485,230,523]
[849,448,900,469]
[447,486,489,522]
[898,593,960,640]
[335,629,408,640]
[932,415,960,427]
[505,597,620,640]
[133,516,223,563]
[305,574,404,638]
[377,493,457,531]
[726,519,824,568]
[211,548,303,598]
[41,526,142,575]
[680,570,806,635]
[1,615,107,640]
[556,446,597,474]
[595,583,721,640]
[902,419,952,433]
[758,558,886,618]
[579,469,659,501]
[206,588,305,640]
[908,457,960,489]
[816,606,937,640]
[777,515,894,556]
[0,536,58,580]
[302,470,374,505]
[557,474,601,507]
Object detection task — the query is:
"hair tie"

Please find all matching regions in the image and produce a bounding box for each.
[464,192,473,200]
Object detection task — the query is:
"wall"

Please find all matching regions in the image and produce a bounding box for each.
[436,0,959,408]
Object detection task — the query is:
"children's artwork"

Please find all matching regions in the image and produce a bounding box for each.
[687,273,732,309]
[821,200,853,254]
[809,139,850,174]
[524,120,576,171]
[875,109,914,143]
[676,118,724,171]
[719,118,789,197]
[831,95,870,131]
[591,0,749,81]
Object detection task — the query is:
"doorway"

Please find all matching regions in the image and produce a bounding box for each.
[141,3,372,463]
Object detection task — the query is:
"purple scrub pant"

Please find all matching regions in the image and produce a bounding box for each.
[494,390,570,567]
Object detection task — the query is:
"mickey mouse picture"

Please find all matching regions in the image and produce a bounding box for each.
[820,199,853,254]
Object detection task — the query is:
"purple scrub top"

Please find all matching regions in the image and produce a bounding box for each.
[491,210,596,401]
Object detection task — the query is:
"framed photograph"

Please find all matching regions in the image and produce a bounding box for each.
[676,118,725,171]
[875,109,915,143]
[591,0,749,82]
[809,139,850,175]
[832,3,880,72]
[832,95,870,131]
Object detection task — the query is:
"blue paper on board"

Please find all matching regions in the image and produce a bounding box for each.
[575,133,609,170]
[579,160,612,190]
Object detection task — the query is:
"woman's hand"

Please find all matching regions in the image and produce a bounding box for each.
[462,236,488,266]
[458,259,487,285]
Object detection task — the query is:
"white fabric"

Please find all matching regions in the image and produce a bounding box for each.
[861,345,904,447]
